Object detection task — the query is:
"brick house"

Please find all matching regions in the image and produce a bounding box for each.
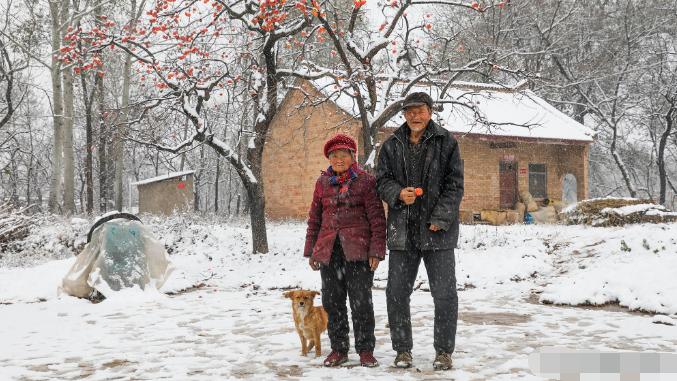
[133,170,195,215]
[262,79,594,220]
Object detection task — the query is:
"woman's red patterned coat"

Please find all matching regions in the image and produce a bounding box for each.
[303,167,386,264]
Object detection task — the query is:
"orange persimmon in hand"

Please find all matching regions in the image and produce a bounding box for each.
[415,187,424,196]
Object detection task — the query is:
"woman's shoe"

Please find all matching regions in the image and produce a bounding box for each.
[323,350,348,367]
[359,351,379,367]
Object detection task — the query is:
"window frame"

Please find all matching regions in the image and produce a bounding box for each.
[528,163,547,199]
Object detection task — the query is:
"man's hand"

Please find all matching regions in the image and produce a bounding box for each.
[429,224,441,232]
[369,257,380,271]
[399,187,417,205]
[309,257,321,271]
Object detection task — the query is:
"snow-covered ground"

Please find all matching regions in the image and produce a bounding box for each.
[1,215,676,380]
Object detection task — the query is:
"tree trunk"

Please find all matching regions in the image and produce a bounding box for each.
[227,165,233,215]
[360,119,378,171]
[154,151,159,176]
[9,152,19,205]
[247,182,267,254]
[48,0,64,213]
[609,123,636,198]
[241,147,268,253]
[36,175,43,209]
[194,143,204,212]
[62,58,76,214]
[179,122,188,170]
[214,157,220,213]
[78,170,85,213]
[83,73,95,214]
[114,0,137,211]
[26,106,34,206]
[97,68,107,212]
[657,102,675,205]
[26,157,32,206]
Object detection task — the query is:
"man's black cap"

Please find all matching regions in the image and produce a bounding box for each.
[402,92,433,110]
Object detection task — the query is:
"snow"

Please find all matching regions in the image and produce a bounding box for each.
[652,314,675,326]
[131,170,195,186]
[1,216,677,380]
[645,209,677,217]
[0,258,76,303]
[600,203,661,216]
[436,88,595,141]
[307,78,595,142]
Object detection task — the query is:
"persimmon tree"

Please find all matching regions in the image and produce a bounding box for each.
[60,0,314,253]
[279,0,519,168]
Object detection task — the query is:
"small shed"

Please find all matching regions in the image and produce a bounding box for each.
[133,170,195,215]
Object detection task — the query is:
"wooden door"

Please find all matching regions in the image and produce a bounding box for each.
[499,161,517,209]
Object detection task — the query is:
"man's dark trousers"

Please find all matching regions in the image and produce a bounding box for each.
[320,241,376,353]
[386,248,457,354]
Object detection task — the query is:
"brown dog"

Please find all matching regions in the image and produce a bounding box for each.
[283,290,328,357]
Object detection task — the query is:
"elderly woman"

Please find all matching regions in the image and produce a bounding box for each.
[304,134,386,368]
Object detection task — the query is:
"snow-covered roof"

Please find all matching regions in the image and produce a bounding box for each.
[307,78,595,143]
[132,170,195,186]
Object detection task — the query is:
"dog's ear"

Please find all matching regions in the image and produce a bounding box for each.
[283,291,293,299]
[311,291,320,298]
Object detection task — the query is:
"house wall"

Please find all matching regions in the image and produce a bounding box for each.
[262,81,362,219]
[138,175,194,215]
[457,136,589,212]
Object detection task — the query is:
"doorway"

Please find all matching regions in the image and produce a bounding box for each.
[499,161,518,209]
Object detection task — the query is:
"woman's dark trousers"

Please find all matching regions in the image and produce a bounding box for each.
[320,241,376,353]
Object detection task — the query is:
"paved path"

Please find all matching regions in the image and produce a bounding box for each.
[2,285,675,381]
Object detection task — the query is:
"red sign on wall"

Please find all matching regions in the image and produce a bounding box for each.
[519,168,527,175]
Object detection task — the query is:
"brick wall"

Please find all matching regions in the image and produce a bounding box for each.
[138,175,194,215]
[262,81,361,219]
[457,136,588,212]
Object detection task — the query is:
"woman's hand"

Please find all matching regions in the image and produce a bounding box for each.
[369,257,380,271]
[309,257,321,271]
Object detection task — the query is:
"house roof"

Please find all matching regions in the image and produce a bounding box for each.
[307,78,595,143]
[132,170,195,186]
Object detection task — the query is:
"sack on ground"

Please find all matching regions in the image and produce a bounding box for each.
[60,219,174,298]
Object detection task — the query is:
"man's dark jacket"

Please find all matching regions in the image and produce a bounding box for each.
[375,121,464,251]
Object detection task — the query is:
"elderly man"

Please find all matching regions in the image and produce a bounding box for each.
[375,92,464,370]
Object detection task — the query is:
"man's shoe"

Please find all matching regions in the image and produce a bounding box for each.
[393,351,412,368]
[433,352,453,370]
[323,350,348,367]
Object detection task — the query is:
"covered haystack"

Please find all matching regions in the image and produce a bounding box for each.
[561,198,677,226]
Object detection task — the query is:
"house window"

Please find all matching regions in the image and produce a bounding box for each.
[529,164,547,198]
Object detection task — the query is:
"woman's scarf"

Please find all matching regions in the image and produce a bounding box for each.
[325,163,359,193]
